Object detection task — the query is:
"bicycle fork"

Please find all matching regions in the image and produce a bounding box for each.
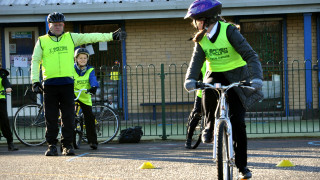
[212,118,235,166]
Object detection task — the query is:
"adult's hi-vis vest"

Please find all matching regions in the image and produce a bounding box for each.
[199,21,247,72]
[74,68,94,106]
[39,32,75,80]
[0,77,5,99]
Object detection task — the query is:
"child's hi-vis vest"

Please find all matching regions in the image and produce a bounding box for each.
[199,21,247,72]
[74,68,94,106]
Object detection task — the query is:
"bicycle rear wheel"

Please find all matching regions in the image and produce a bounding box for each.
[13,103,46,146]
[92,105,119,144]
[186,116,204,149]
[216,120,233,180]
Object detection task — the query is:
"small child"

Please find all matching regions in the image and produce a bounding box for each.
[0,64,18,151]
[73,48,99,150]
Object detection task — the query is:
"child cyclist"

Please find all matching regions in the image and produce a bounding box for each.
[74,48,99,150]
[184,0,264,179]
[0,65,18,151]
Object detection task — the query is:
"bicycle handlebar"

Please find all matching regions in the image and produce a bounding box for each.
[190,81,255,92]
[74,89,92,101]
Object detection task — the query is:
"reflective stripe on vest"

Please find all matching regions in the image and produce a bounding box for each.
[74,68,94,106]
[199,21,247,72]
[39,32,75,80]
[0,77,5,99]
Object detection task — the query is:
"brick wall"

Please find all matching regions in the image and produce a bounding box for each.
[125,18,195,67]
[125,18,196,114]
[286,13,318,111]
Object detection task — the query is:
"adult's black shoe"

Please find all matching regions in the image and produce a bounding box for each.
[45,145,58,156]
[90,143,98,150]
[8,142,19,151]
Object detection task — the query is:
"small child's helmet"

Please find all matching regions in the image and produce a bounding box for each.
[74,48,90,59]
[184,0,222,20]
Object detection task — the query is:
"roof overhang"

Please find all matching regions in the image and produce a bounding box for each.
[0,0,319,23]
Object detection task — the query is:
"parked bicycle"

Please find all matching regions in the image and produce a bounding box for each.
[191,81,254,180]
[13,87,119,146]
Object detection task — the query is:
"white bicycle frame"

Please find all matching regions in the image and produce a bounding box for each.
[211,83,234,163]
[190,81,254,179]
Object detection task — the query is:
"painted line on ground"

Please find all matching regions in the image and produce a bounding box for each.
[308,141,320,146]
[66,153,89,162]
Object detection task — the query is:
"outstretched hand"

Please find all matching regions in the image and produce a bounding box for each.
[112,28,127,41]
[32,82,43,94]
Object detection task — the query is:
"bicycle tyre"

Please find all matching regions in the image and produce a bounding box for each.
[216,120,232,180]
[186,117,203,149]
[73,115,84,149]
[13,103,46,146]
[91,105,120,144]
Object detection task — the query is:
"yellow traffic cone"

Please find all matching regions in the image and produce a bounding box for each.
[276,160,295,167]
[139,162,155,169]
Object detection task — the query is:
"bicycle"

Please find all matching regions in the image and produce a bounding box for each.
[13,88,120,146]
[191,81,254,180]
[73,89,120,148]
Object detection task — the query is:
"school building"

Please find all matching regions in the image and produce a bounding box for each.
[0,0,320,120]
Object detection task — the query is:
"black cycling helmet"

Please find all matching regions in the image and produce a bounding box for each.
[185,0,222,20]
[74,48,90,59]
[47,12,65,23]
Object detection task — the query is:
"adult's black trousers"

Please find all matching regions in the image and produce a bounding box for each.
[43,84,75,147]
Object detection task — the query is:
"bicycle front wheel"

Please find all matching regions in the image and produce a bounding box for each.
[92,105,120,144]
[13,103,46,146]
[73,115,84,149]
[216,121,233,180]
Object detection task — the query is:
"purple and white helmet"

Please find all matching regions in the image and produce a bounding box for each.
[184,0,222,20]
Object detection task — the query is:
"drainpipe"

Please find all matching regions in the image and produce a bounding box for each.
[303,13,313,116]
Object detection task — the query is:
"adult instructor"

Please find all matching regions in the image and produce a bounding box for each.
[31,12,125,156]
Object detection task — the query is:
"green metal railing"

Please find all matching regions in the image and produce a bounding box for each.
[2,61,320,143]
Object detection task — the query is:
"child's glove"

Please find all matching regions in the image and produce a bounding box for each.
[250,78,263,90]
[32,82,43,93]
[112,28,127,41]
[88,87,97,94]
[184,79,197,92]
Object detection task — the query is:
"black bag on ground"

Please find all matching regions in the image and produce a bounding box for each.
[118,126,143,143]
